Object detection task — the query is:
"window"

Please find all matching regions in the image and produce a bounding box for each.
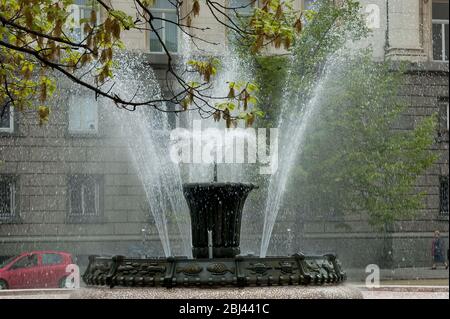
[227,0,255,43]
[67,175,103,223]
[162,92,178,130]
[436,99,449,143]
[166,101,177,130]
[440,176,449,216]
[42,253,63,265]
[149,0,178,53]
[12,255,38,269]
[0,104,13,133]
[68,0,100,42]
[229,0,254,16]
[0,175,17,223]
[444,101,449,132]
[68,94,98,134]
[302,0,315,10]
[432,1,449,62]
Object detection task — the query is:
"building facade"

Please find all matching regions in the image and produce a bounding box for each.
[0,0,449,270]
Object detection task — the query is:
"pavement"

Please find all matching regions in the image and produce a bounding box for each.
[357,285,449,299]
[0,267,447,300]
[360,290,448,299]
[346,266,449,282]
[0,284,448,299]
[0,288,74,299]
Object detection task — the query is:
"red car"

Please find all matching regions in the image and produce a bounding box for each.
[0,251,74,290]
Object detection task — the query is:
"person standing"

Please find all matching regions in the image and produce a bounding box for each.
[431,230,448,270]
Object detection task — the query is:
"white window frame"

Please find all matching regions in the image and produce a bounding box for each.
[67,0,100,43]
[431,0,449,62]
[149,4,179,54]
[0,105,14,134]
[432,19,449,62]
[68,95,99,135]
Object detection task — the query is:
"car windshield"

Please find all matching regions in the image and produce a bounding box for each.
[0,255,18,269]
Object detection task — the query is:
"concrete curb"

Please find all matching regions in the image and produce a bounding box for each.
[0,288,75,297]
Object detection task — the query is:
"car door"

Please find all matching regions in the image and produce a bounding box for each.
[6,254,39,289]
[40,253,66,288]
[18,254,40,289]
[4,256,27,289]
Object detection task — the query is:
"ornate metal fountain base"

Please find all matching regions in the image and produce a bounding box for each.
[83,253,346,288]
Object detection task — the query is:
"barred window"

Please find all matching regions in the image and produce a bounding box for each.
[0,175,17,223]
[440,176,449,215]
[67,175,103,223]
[0,104,13,133]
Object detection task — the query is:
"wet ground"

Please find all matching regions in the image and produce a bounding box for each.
[0,285,448,299]
[361,290,448,299]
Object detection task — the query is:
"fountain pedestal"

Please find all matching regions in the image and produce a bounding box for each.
[183,183,255,258]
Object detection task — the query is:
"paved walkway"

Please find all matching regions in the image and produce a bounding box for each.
[0,288,73,299]
[346,267,449,282]
[0,285,448,299]
[356,285,449,299]
[361,291,448,299]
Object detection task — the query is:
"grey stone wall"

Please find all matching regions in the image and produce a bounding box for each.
[0,84,164,261]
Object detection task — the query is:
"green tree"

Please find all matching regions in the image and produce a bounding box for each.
[0,0,301,125]
[288,54,437,228]
[250,0,437,228]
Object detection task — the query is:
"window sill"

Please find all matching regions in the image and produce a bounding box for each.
[66,131,100,138]
[145,52,182,66]
[0,130,15,136]
[66,216,105,224]
[0,217,23,224]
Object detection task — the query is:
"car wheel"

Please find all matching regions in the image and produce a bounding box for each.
[59,276,68,289]
[0,280,8,290]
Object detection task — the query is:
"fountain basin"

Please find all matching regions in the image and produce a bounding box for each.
[82,253,346,288]
[83,182,347,289]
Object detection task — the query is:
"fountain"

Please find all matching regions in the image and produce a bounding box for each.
[82,163,346,288]
[81,3,357,292]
